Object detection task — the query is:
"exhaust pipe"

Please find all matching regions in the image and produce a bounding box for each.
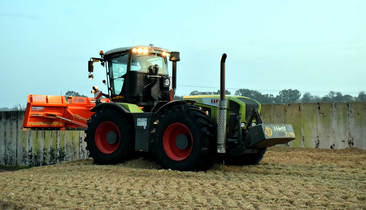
[169,51,180,95]
[217,53,227,153]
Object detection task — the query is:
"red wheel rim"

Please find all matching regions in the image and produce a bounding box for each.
[95,121,121,154]
[163,123,193,161]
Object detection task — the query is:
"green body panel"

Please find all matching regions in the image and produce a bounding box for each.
[183,95,261,124]
[118,103,144,113]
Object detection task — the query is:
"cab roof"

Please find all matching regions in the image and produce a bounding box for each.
[104,45,170,56]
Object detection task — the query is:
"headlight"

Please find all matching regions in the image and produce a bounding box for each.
[162,51,170,57]
[163,78,170,87]
[132,47,149,55]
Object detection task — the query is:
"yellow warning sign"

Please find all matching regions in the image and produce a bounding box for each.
[264,126,273,137]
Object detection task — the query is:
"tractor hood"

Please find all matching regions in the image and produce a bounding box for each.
[183,95,261,123]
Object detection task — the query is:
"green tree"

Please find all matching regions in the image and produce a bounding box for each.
[342,94,354,102]
[190,90,231,96]
[357,91,366,101]
[301,92,321,103]
[235,89,275,104]
[321,96,332,102]
[215,89,231,95]
[190,90,200,96]
[275,89,301,104]
[235,89,262,99]
[65,90,86,97]
[301,92,314,103]
[321,91,355,102]
[174,95,183,100]
[259,94,276,104]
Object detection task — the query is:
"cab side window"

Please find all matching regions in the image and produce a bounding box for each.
[108,54,128,95]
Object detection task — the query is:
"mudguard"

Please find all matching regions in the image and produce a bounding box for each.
[153,100,195,116]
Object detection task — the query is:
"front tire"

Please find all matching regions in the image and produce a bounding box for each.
[85,109,134,164]
[152,104,215,171]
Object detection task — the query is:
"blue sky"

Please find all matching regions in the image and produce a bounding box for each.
[0,0,365,107]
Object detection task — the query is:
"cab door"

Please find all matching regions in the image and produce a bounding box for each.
[108,53,129,97]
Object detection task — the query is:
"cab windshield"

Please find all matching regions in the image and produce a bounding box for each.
[107,53,169,96]
[131,54,168,75]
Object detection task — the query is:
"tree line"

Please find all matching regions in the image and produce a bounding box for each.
[186,89,366,104]
[64,89,366,104]
[2,89,364,111]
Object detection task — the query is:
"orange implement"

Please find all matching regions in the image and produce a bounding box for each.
[23,95,106,129]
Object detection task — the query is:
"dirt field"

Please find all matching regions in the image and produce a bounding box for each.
[0,147,365,209]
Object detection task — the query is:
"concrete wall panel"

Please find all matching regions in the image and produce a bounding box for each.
[349,103,366,149]
[285,104,302,147]
[317,103,334,149]
[0,103,365,167]
[0,112,5,165]
[0,111,87,166]
[332,103,348,149]
[260,102,366,150]
[300,103,318,148]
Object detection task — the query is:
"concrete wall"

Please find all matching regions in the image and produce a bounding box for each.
[260,102,366,150]
[0,102,365,166]
[0,111,87,167]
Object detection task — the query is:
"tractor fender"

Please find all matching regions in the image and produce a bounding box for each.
[153,100,195,116]
[90,103,135,140]
[91,103,130,115]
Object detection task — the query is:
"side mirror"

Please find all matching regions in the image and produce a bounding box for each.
[169,51,180,62]
[88,60,94,73]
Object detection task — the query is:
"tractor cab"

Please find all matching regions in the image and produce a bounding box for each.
[88,46,180,111]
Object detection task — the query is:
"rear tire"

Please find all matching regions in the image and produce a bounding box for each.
[224,148,267,165]
[85,109,134,164]
[152,104,215,171]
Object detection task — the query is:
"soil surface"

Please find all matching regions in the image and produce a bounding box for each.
[0,147,365,209]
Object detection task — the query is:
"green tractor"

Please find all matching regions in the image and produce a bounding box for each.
[86,45,295,171]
